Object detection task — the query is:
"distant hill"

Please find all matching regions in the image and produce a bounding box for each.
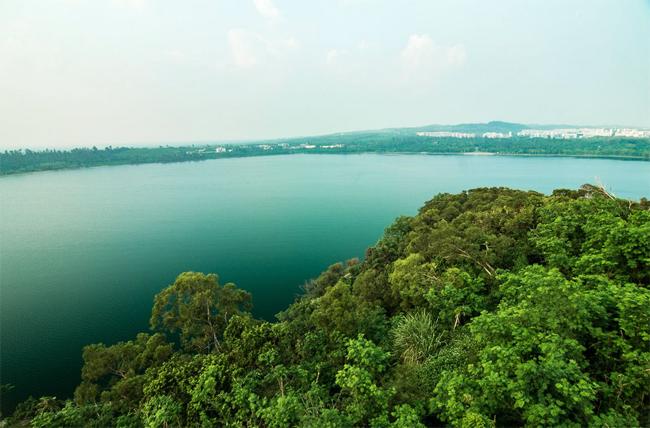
[408,121,529,134]
[395,121,613,134]
[327,121,605,137]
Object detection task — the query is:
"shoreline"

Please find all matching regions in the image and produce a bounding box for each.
[1,150,649,178]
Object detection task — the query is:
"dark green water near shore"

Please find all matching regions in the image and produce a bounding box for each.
[1,154,649,413]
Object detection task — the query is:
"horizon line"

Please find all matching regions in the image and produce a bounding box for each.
[3,120,650,152]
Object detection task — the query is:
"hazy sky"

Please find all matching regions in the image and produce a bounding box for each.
[1,0,649,149]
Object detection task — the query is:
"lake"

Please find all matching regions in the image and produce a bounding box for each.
[1,153,649,413]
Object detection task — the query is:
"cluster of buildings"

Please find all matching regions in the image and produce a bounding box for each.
[209,143,347,153]
[518,128,611,139]
[610,128,650,138]
[188,147,232,155]
[416,131,514,139]
[417,128,650,140]
[284,143,344,150]
[257,143,345,151]
[416,131,476,138]
[518,128,650,139]
[482,132,512,139]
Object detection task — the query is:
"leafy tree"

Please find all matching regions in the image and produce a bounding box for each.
[74,333,172,411]
[334,335,394,426]
[425,267,487,329]
[141,395,182,428]
[150,272,252,353]
[388,254,437,311]
[309,280,387,341]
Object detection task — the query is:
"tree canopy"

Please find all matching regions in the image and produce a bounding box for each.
[4,186,649,427]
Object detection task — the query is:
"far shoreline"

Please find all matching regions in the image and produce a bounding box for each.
[1,150,649,178]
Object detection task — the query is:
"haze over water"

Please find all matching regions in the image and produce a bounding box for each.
[1,153,649,412]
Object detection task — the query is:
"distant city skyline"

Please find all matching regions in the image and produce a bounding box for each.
[1,0,649,149]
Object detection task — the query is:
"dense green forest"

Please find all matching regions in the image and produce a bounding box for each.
[2,131,649,175]
[3,185,650,427]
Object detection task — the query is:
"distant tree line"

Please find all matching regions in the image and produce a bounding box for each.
[2,134,649,175]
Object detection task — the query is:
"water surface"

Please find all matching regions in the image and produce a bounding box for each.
[1,154,649,412]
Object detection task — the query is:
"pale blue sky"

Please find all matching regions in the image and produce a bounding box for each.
[1,0,648,149]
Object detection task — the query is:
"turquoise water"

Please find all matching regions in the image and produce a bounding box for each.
[1,154,649,412]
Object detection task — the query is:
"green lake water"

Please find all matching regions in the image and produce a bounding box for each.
[1,154,649,412]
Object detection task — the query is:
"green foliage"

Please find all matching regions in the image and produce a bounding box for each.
[74,333,172,411]
[433,286,598,424]
[425,268,487,329]
[15,399,120,428]
[334,335,393,426]
[432,265,650,426]
[7,186,650,427]
[388,254,437,311]
[301,262,349,298]
[140,395,181,428]
[309,280,388,341]
[150,272,252,353]
[391,310,445,365]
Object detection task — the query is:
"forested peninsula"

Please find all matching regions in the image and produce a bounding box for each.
[3,185,649,427]
[3,122,650,175]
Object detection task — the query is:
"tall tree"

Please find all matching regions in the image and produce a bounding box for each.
[150,272,252,353]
